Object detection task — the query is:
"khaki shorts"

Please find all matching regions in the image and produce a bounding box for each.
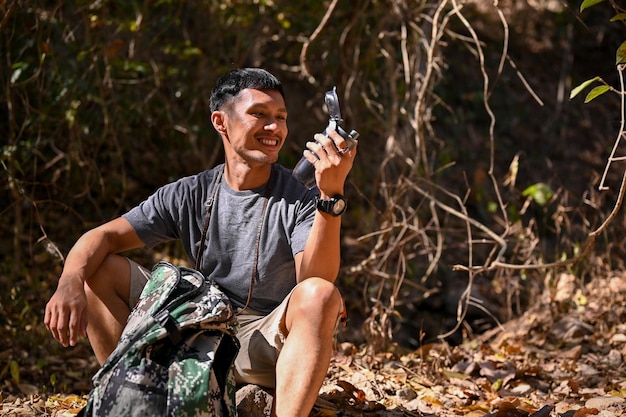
[126,258,344,389]
[128,258,151,307]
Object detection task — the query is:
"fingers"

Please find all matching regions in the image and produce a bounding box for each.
[68,311,79,347]
[326,128,358,154]
[45,303,69,346]
[44,294,87,347]
[317,133,341,156]
[54,310,71,346]
[303,134,354,169]
[308,134,342,162]
[68,309,88,347]
[301,129,358,194]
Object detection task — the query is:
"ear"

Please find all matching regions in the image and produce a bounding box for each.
[211,111,227,135]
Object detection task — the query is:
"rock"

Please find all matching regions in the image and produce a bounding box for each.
[236,384,274,417]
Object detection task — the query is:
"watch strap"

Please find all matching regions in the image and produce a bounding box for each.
[315,194,347,216]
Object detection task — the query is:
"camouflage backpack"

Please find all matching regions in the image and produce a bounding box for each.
[79,261,239,417]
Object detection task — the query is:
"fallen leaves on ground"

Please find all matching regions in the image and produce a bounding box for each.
[3,271,626,416]
[314,271,626,416]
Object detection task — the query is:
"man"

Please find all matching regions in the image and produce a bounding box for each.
[44,67,357,417]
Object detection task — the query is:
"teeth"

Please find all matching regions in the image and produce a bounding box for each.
[259,138,278,146]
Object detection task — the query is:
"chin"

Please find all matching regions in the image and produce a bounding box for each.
[249,154,278,166]
[259,151,280,163]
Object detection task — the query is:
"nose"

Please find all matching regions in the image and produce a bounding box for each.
[264,119,278,131]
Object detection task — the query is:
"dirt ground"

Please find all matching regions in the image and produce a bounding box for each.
[2,269,626,416]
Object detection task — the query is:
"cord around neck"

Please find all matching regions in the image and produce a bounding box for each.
[196,164,274,312]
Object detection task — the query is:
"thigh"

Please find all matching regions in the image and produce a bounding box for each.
[233,285,346,388]
[234,295,292,388]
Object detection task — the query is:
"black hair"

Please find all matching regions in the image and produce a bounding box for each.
[209,68,285,113]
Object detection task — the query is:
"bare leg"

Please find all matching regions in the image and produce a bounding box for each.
[274,278,341,417]
[84,254,133,365]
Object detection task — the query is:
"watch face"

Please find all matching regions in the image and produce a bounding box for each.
[332,198,346,214]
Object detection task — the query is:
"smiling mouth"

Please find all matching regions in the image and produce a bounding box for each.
[258,137,280,146]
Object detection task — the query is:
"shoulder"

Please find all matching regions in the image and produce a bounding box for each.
[160,165,223,193]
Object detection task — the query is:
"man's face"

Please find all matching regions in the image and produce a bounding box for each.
[218,88,288,166]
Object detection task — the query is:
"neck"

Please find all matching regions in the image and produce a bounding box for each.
[223,162,272,191]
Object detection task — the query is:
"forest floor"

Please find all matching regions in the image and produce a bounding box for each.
[2,269,626,416]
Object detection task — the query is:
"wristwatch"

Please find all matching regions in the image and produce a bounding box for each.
[315,194,347,217]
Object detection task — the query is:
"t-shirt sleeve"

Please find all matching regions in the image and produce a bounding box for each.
[290,189,317,256]
[122,180,189,249]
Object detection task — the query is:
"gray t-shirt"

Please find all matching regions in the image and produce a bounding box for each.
[123,163,317,313]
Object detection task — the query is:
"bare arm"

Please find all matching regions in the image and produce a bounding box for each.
[44,217,144,347]
[57,217,143,282]
[296,130,357,283]
[296,212,343,283]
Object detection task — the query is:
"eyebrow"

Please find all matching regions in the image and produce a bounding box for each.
[250,103,288,114]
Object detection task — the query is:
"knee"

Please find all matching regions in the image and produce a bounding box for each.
[290,278,342,318]
[84,254,131,300]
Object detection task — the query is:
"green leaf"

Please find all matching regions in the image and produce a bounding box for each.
[570,76,600,99]
[610,13,626,22]
[617,41,626,65]
[10,360,20,385]
[584,85,610,102]
[183,47,202,57]
[492,378,503,391]
[522,183,554,206]
[580,0,606,12]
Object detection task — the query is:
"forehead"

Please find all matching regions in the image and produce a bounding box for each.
[233,88,287,111]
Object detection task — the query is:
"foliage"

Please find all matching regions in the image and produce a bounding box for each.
[571,0,626,102]
[570,0,626,195]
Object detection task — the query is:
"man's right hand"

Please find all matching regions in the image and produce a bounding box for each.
[44,276,88,347]
[42,217,144,349]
